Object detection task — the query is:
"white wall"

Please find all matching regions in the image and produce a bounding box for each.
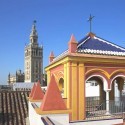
[86,84,99,97]
[29,101,69,125]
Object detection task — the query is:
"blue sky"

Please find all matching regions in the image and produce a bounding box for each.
[0,0,125,84]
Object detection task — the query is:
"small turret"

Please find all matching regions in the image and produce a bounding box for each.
[49,51,55,63]
[68,34,78,53]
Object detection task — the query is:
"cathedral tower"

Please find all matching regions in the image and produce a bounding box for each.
[24,21,43,84]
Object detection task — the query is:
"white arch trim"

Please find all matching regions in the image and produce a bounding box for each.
[110,74,125,89]
[85,75,109,91]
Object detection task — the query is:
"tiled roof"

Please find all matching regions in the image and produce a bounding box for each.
[13,82,34,90]
[52,50,68,62]
[0,91,30,125]
[49,33,125,64]
[77,34,125,56]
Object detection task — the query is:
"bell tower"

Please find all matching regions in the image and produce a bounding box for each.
[24,21,43,84]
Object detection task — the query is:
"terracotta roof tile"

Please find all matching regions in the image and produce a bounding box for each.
[0,91,30,125]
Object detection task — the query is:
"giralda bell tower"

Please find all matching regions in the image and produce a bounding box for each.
[24,21,43,84]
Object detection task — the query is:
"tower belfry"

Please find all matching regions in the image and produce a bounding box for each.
[24,21,43,84]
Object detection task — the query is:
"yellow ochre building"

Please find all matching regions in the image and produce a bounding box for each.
[45,32,125,121]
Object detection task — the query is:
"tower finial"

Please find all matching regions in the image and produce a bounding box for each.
[30,20,38,44]
[30,20,38,36]
[33,20,37,25]
[87,14,95,32]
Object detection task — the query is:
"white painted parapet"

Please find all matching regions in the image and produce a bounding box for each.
[29,101,70,125]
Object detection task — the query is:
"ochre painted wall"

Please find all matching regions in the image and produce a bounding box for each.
[45,55,125,121]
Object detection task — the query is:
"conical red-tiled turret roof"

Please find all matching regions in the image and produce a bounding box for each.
[69,34,77,43]
[32,81,44,100]
[29,83,36,98]
[68,34,78,53]
[49,51,55,63]
[40,74,66,111]
[49,51,54,57]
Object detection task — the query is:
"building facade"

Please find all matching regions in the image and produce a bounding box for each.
[24,22,43,84]
[8,70,24,85]
[45,32,125,121]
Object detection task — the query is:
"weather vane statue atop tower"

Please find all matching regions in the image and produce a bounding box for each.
[33,20,37,25]
[88,14,95,33]
[30,20,38,44]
